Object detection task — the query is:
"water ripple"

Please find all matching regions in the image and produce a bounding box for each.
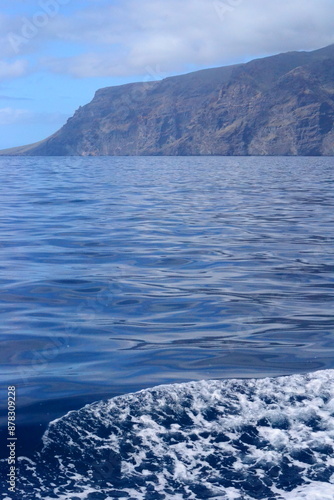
[0,156,333,427]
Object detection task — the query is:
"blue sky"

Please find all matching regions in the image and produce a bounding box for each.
[0,0,334,149]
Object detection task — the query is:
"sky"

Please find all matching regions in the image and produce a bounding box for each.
[0,0,334,149]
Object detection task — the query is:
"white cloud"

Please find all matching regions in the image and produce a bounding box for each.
[39,0,334,77]
[1,0,334,80]
[0,60,29,80]
[0,107,31,125]
[0,107,67,126]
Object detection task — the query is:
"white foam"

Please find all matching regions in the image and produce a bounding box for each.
[273,481,334,499]
[13,369,334,499]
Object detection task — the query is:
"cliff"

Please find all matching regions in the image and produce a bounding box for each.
[2,44,334,156]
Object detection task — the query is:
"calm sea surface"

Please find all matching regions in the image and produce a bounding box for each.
[0,156,334,458]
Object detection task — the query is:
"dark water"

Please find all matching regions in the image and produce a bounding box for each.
[0,156,334,499]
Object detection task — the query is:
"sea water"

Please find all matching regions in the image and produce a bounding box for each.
[0,156,333,499]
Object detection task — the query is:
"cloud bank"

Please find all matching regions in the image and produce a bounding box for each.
[37,0,334,77]
[2,0,334,79]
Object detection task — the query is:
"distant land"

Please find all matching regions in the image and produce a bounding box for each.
[1,44,334,156]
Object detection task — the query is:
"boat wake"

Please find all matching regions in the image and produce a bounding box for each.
[3,370,334,499]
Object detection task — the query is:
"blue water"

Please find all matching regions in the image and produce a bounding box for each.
[0,156,334,499]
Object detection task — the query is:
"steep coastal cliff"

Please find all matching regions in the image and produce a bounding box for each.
[2,44,334,156]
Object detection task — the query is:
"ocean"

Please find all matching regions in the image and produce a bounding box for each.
[0,156,333,499]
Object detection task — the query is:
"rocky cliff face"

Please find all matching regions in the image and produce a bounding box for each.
[3,44,334,156]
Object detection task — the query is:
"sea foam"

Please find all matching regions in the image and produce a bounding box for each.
[5,369,334,499]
